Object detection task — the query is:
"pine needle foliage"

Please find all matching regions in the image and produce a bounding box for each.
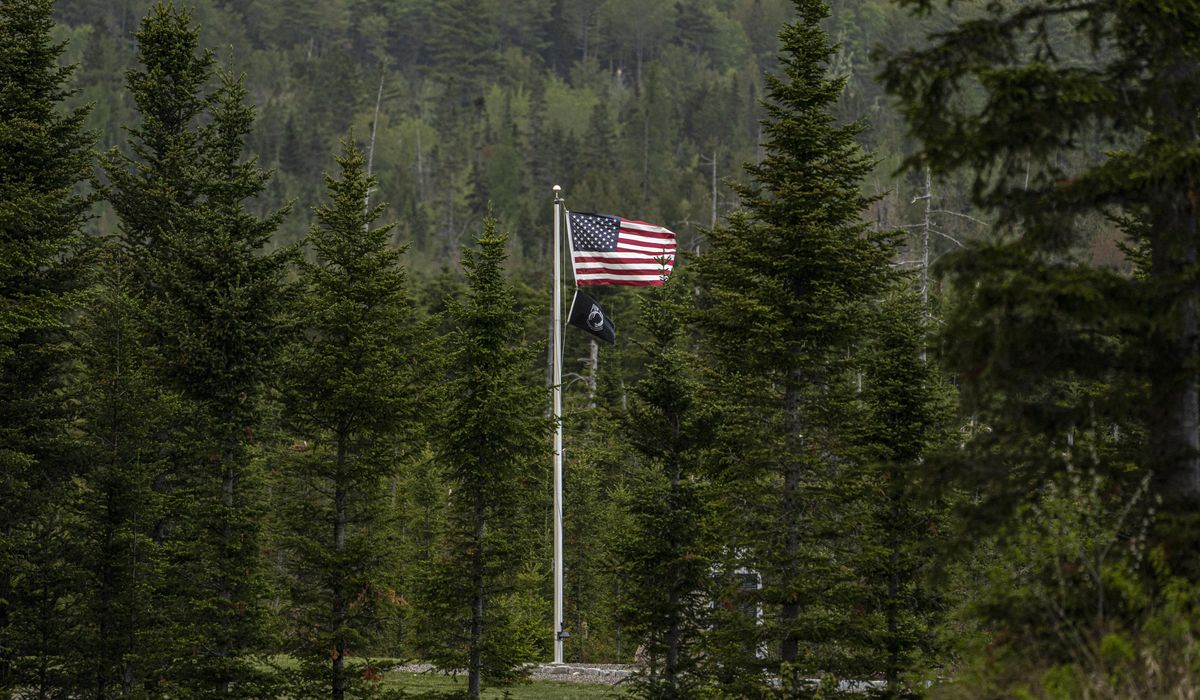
[102,4,294,694]
[0,0,94,692]
[693,0,899,692]
[855,287,956,698]
[616,274,714,700]
[103,4,212,262]
[413,218,551,700]
[879,0,1200,521]
[69,247,182,697]
[880,0,1200,670]
[278,139,428,700]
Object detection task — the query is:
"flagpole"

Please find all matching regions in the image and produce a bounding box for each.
[552,185,565,665]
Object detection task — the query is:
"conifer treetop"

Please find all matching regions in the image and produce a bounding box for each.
[698,0,897,373]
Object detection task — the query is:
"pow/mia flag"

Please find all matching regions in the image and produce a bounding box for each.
[567,289,616,345]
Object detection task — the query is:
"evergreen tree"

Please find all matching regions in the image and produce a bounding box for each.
[99,7,213,690]
[0,0,94,692]
[879,0,1200,526]
[102,3,211,262]
[616,275,713,699]
[426,0,499,116]
[693,0,897,691]
[165,67,291,698]
[560,416,626,663]
[575,96,622,207]
[880,0,1200,686]
[70,247,179,697]
[857,287,954,697]
[278,140,428,700]
[103,5,292,693]
[412,217,550,700]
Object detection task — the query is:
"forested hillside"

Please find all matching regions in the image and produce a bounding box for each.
[4,0,1198,698]
[51,0,991,403]
[52,0,953,262]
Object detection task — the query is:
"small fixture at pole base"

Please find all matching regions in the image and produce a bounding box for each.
[557,625,570,641]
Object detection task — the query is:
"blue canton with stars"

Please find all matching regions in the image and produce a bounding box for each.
[569,212,620,252]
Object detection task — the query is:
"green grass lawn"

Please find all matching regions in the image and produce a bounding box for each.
[381,670,617,699]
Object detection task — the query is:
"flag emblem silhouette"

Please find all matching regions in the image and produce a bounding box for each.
[567,290,616,344]
[587,304,604,330]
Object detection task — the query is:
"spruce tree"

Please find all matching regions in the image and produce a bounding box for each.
[0,0,94,692]
[879,0,1200,686]
[69,247,178,697]
[278,140,427,699]
[879,0,1200,525]
[165,68,290,698]
[616,275,712,699]
[693,0,897,690]
[413,218,550,700]
[857,287,954,697]
[560,415,626,663]
[103,5,292,693]
[102,4,211,264]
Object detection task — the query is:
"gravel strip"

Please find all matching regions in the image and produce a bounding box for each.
[530,663,634,685]
[389,662,636,686]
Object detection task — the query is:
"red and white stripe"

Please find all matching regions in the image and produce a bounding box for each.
[571,218,676,286]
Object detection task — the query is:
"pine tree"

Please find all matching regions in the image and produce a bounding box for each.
[616,275,713,699]
[69,246,179,697]
[560,414,626,663]
[413,217,551,700]
[166,68,291,698]
[278,140,428,700]
[693,0,897,690]
[0,0,94,692]
[879,0,1200,525]
[102,4,211,263]
[879,0,1200,685]
[103,5,292,693]
[857,287,954,697]
[426,0,499,117]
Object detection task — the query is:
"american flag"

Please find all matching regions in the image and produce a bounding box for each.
[566,211,676,286]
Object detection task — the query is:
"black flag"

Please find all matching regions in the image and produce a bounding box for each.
[567,289,616,345]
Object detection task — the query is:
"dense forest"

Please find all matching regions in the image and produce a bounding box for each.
[3,0,1198,698]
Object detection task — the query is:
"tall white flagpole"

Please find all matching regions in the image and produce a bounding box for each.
[551,185,565,664]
